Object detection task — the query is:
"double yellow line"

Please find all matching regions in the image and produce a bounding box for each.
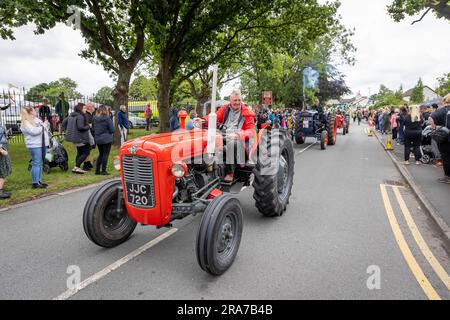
[380,184,450,300]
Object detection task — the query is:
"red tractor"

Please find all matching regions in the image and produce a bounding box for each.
[83,126,294,275]
[334,109,349,135]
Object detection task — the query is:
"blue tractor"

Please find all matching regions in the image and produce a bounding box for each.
[293,108,337,150]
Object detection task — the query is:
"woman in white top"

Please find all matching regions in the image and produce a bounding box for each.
[20,106,50,189]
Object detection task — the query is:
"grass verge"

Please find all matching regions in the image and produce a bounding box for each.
[0,128,157,208]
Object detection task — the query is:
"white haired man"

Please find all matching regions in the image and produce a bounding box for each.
[196,89,256,182]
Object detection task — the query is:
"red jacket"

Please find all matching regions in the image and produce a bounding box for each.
[203,104,256,141]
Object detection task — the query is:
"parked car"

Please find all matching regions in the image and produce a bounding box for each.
[128,113,146,129]
[0,103,21,132]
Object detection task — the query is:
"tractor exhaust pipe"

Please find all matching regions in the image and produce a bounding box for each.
[206,64,219,156]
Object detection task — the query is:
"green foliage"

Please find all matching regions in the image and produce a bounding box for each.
[371,84,405,109]
[129,75,158,100]
[436,73,450,96]
[94,86,114,106]
[410,78,425,103]
[240,0,355,108]
[25,77,81,102]
[387,0,450,23]
[24,83,50,101]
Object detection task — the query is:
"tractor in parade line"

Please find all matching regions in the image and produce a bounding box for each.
[82,107,295,276]
[293,106,337,150]
[330,104,350,135]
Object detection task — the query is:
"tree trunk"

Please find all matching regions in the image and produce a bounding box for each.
[112,66,132,146]
[157,58,173,133]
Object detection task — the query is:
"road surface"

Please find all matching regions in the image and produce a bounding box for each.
[0,122,449,300]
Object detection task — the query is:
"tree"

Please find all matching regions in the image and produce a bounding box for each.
[387,0,450,24]
[239,1,356,108]
[143,0,353,131]
[436,73,450,97]
[410,78,425,103]
[372,84,405,109]
[25,83,51,101]
[129,74,158,101]
[316,67,351,102]
[0,0,148,144]
[44,77,82,99]
[24,78,81,102]
[94,86,114,106]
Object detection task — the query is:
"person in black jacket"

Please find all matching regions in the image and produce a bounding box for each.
[38,98,53,132]
[397,105,408,145]
[402,105,423,165]
[82,102,96,171]
[62,103,91,174]
[429,94,450,183]
[92,105,115,175]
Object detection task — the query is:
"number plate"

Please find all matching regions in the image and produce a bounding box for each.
[125,182,152,207]
[303,120,309,128]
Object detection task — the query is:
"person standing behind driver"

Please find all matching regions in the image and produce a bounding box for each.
[118,105,130,145]
[403,105,423,165]
[144,104,153,131]
[92,105,115,175]
[82,102,96,171]
[63,103,92,174]
[21,106,49,188]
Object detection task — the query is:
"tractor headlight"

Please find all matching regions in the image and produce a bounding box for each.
[171,162,187,178]
[113,156,121,171]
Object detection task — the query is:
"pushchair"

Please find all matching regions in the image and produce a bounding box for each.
[419,125,434,164]
[28,129,69,173]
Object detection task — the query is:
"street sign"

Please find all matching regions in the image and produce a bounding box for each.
[262,91,272,105]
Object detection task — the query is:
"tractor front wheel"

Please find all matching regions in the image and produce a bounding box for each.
[321,130,328,150]
[83,180,137,248]
[196,194,243,276]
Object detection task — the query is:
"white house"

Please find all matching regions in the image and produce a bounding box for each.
[341,92,372,109]
[403,85,438,103]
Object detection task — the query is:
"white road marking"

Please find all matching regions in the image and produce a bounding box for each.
[296,142,317,156]
[53,228,178,300]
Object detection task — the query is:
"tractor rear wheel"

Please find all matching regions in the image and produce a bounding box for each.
[252,130,294,217]
[327,114,337,145]
[196,194,243,276]
[83,180,137,248]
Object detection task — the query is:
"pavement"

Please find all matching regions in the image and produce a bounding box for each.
[372,129,450,240]
[0,122,449,300]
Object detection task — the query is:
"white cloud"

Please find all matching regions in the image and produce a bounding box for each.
[338,0,450,97]
[0,24,114,96]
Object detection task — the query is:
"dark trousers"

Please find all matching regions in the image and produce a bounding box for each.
[439,141,450,177]
[404,133,421,161]
[96,143,112,173]
[76,144,91,167]
[392,127,398,140]
[146,118,152,131]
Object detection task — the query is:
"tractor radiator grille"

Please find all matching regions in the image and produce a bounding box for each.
[122,155,156,208]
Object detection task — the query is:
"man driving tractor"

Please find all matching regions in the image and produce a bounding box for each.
[195,89,256,182]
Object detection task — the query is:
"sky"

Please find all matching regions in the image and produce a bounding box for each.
[0,0,449,99]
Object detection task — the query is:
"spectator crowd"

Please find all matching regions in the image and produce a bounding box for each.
[369,93,450,184]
